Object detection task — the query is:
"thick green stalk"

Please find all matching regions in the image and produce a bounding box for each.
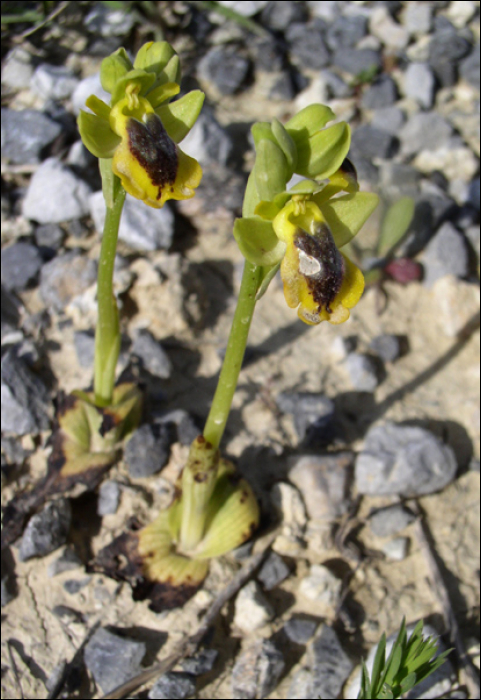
[94,186,126,407]
[203,260,262,448]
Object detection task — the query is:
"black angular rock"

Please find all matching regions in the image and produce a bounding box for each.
[132,330,172,379]
[276,392,336,447]
[1,286,21,341]
[19,499,71,561]
[261,1,308,31]
[1,348,51,436]
[429,30,472,86]
[326,15,368,50]
[310,625,353,699]
[1,242,43,292]
[197,46,250,95]
[1,108,63,164]
[351,125,396,160]
[84,627,146,695]
[369,504,416,537]
[333,48,382,75]
[181,649,218,676]
[148,672,196,699]
[283,617,318,645]
[257,552,291,591]
[124,424,173,478]
[361,75,398,109]
[231,639,285,699]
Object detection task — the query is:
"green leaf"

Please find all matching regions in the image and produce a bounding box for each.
[271,118,297,172]
[254,139,290,202]
[155,90,205,143]
[296,122,351,179]
[77,110,120,159]
[256,263,280,300]
[399,672,418,694]
[233,217,286,267]
[371,633,386,693]
[378,197,415,257]
[358,661,372,700]
[321,192,380,248]
[286,104,335,143]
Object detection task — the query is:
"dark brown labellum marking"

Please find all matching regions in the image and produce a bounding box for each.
[294,222,345,314]
[127,113,178,201]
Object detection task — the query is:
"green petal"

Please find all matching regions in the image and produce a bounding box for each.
[320,191,380,248]
[288,179,320,196]
[85,95,111,120]
[271,118,297,172]
[100,47,133,94]
[251,121,274,148]
[134,41,176,74]
[162,54,182,85]
[155,90,205,143]
[145,81,181,109]
[296,122,351,179]
[110,69,156,105]
[255,138,290,202]
[234,217,286,266]
[286,104,335,144]
[77,110,120,158]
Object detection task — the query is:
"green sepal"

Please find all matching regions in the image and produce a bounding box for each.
[296,121,351,179]
[233,217,286,266]
[254,200,282,221]
[85,94,111,120]
[286,104,335,144]
[100,47,133,94]
[271,118,297,172]
[255,138,290,202]
[77,110,120,159]
[133,40,176,75]
[288,179,320,196]
[155,90,205,143]
[162,54,182,85]
[378,197,415,257]
[319,191,380,248]
[110,69,156,106]
[256,262,280,300]
[144,81,180,109]
[251,121,275,149]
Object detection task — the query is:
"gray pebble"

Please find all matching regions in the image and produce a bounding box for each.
[379,162,420,198]
[132,331,172,379]
[287,667,316,700]
[19,499,71,561]
[429,30,472,87]
[124,424,172,478]
[1,242,43,292]
[84,4,136,37]
[346,353,381,392]
[307,0,342,22]
[470,458,480,473]
[361,75,398,109]
[72,73,110,116]
[1,108,63,165]
[31,64,79,101]
[89,191,175,251]
[333,48,382,75]
[39,250,97,312]
[97,480,121,516]
[369,505,415,537]
[23,158,92,224]
[234,581,275,633]
[1,286,21,341]
[382,536,410,561]
[399,112,452,158]
[276,392,336,448]
[217,0,269,16]
[371,106,405,135]
[283,617,318,645]
[422,222,470,287]
[231,639,285,700]
[35,223,65,252]
[261,1,308,31]
[181,649,218,676]
[269,72,297,101]
[320,69,353,99]
[1,47,34,90]
[1,348,51,435]
[63,577,91,595]
[73,330,95,368]
[197,46,250,95]
[310,625,353,700]
[180,107,234,167]
[257,552,291,591]
[155,409,200,446]
[468,176,480,212]
[47,546,83,577]
[250,36,285,73]
[286,22,331,70]
[355,422,458,497]
[351,125,395,160]
[369,334,402,363]
[460,42,480,88]
[1,436,27,478]
[84,627,146,694]
[148,672,196,699]
[288,452,353,521]
[326,15,368,50]
[404,63,436,109]
[404,3,432,36]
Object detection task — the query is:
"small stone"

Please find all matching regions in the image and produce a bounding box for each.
[197,46,250,95]
[404,63,436,109]
[414,143,478,182]
[124,424,172,479]
[1,286,21,342]
[371,106,405,135]
[1,242,43,292]
[63,578,91,595]
[361,75,398,109]
[307,1,342,22]
[284,617,318,645]
[310,625,354,700]
[351,125,395,160]
[269,72,297,101]
[180,107,233,167]
[233,580,274,633]
[72,73,110,116]
[299,564,342,608]
[23,158,92,224]
[84,627,146,694]
[132,331,172,379]
[460,42,480,87]
[355,422,458,497]
[470,458,481,473]
[276,392,336,447]
[19,499,71,561]
[346,353,381,392]
[288,452,353,521]
[286,23,331,70]
[85,5,136,36]
[39,250,97,312]
[155,409,200,446]
[399,113,452,158]
[1,437,27,479]
[250,36,285,73]
[434,275,481,338]
[468,177,480,213]
[330,335,357,362]
[320,69,353,99]
[47,546,82,577]
[326,15,368,50]
[257,552,291,591]
[1,47,34,89]
[370,6,409,50]
[73,330,95,368]
[148,672,196,699]
[379,162,420,198]
[369,505,415,537]
[35,223,65,252]
[1,348,51,435]
[369,334,402,363]
[217,0,268,16]
[231,639,284,700]
[180,649,218,676]
[1,109,63,165]
[445,0,477,28]
[31,64,79,101]
[422,222,470,287]
[403,3,432,36]
[261,1,308,31]
[382,536,410,561]
[429,30,472,87]
[89,191,175,251]
[287,667,315,700]
[97,481,121,516]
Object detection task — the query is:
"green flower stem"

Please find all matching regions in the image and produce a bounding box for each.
[203,260,262,449]
[94,186,126,407]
